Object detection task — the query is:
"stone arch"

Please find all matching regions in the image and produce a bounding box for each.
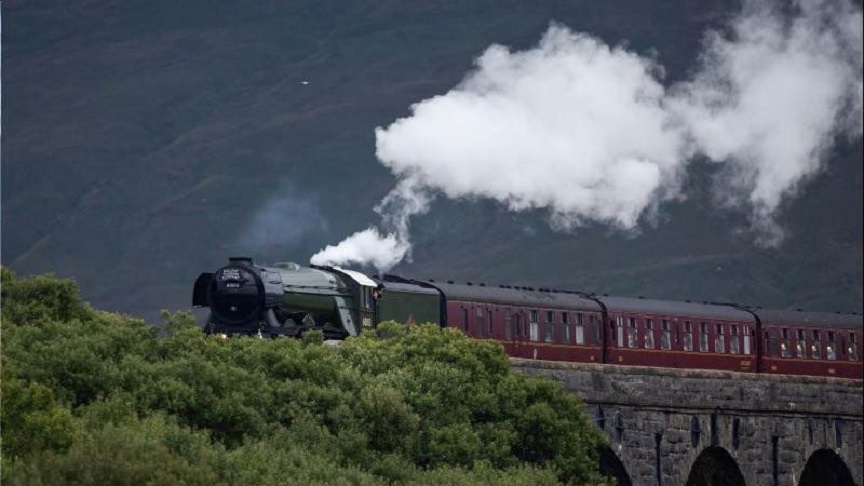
[685,446,746,486]
[798,449,855,486]
[598,445,632,486]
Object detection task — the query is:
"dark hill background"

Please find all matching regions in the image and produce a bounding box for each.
[3,0,862,321]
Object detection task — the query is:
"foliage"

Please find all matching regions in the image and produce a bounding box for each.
[1,270,609,485]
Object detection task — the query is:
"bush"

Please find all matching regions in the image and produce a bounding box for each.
[1,269,92,324]
[5,414,221,486]
[0,377,75,460]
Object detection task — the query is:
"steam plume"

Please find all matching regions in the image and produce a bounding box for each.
[309,178,431,271]
[311,0,863,270]
[671,0,863,244]
[377,27,688,231]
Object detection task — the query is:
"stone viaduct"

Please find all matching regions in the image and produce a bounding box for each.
[511,359,863,486]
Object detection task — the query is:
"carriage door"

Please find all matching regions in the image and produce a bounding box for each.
[512,310,531,358]
[504,307,514,343]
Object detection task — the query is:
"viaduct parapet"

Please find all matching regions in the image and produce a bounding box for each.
[511,359,863,486]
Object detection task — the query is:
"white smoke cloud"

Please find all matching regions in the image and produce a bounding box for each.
[671,0,863,244]
[376,26,688,230]
[309,227,410,271]
[310,178,431,271]
[311,0,863,270]
[312,26,688,270]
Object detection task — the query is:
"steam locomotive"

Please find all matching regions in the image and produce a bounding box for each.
[193,257,863,380]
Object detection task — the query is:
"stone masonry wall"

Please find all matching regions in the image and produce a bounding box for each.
[511,359,863,486]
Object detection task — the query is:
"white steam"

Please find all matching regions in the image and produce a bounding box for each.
[671,0,864,244]
[309,178,431,271]
[376,29,687,230]
[309,227,409,271]
[311,0,863,270]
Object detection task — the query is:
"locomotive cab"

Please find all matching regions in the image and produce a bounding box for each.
[321,266,380,331]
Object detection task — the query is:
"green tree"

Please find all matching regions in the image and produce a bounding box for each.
[0,377,75,460]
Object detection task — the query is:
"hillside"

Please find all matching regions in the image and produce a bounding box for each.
[2,0,861,320]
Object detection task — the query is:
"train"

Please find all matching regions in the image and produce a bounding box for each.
[192,257,863,380]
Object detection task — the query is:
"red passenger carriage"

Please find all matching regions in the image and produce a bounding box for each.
[757,309,863,379]
[596,296,759,373]
[431,282,605,364]
[420,281,862,379]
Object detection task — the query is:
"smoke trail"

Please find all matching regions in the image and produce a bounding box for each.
[376,26,689,231]
[312,26,688,270]
[671,0,863,244]
[240,185,328,250]
[309,178,431,271]
[311,0,863,269]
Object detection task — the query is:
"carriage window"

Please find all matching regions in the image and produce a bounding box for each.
[628,317,638,348]
[504,309,512,340]
[476,307,484,337]
[529,310,539,342]
[699,323,709,352]
[545,311,554,342]
[780,328,790,358]
[827,331,836,360]
[811,330,822,359]
[575,313,585,345]
[729,325,740,354]
[744,327,752,355]
[645,319,655,349]
[683,322,693,351]
[462,309,469,332]
[715,323,726,353]
[362,287,372,309]
[562,312,570,344]
[616,318,624,347]
[849,332,858,361]
[661,320,671,350]
[797,329,806,358]
[488,310,494,336]
[515,313,522,338]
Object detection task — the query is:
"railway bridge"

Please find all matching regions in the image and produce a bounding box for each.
[511,359,863,486]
